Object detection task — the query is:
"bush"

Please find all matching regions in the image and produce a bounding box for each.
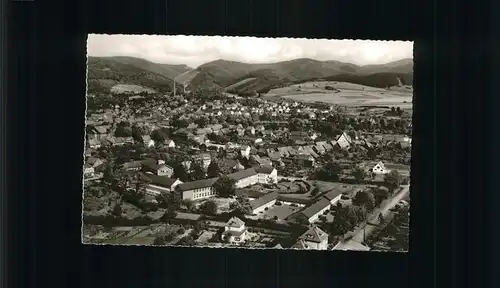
[275,201,282,206]
[177,227,185,234]
[265,207,269,211]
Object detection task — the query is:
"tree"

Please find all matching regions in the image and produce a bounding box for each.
[316,161,342,181]
[171,118,189,129]
[173,163,189,182]
[378,213,385,225]
[189,160,206,181]
[373,186,390,206]
[352,167,367,184]
[111,203,122,216]
[153,235,166,245]
[114,122,132,137]
[330,205,358,235]
[151,129,167,143]
[352,190,376,212]
[213,175,236,197]
[207,161,221,178]
[311,186,320,196]
[175,235,196,246]
[160,207,178,222]
[199,200,218,216]
[181,199,195,212]
[195,117,208,128]
[384,170,402,193]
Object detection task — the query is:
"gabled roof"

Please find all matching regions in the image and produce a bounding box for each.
[226,216,245,228]
[323,190,343,201]
[228,168,257,181]
[300,197,331,219]
[145,175,181,188]
[176,177,219,192]
[250,191,279,210]
[255,165,275,174]
[292,239,311,249]
[298,226,329,243]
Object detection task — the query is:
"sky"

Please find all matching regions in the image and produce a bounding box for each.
[87,34,413,69]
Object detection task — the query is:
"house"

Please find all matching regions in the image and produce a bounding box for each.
[336,132,352,150]
[254,138,263,145]
[292,226,329,250]
[142,135,155,147]
[175,177,219,201]
[228,168,258,188]
[296,154,316,167]
[372,161,390,175]
[142,159,174,177]
[250,192,279,214]
[83,166,95,178]
[323,190,343,205]
[313,145,326,155]
[220,159,245,172]
[250,155,272,167]
[193,153,212,169]
[122,160,144,171]
[300,197,332,223]
[255,165,278,184]
[113,137,134,146]
[144,175,183,196]
[221,217,248,243]
[289,131,309,142]
[86,157,104,169]
[164,139,176,148]
[310,132,318,140]
[240,145,251,158]
[246,126,256,135]
[182,160,192,172]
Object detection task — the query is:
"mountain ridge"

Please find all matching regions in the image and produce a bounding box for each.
[86,56,413,95]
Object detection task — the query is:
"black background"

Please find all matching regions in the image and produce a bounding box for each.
[4,0,495,287]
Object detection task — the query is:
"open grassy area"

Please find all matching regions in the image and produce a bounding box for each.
[265,81,412,108]
[261,204,301,220]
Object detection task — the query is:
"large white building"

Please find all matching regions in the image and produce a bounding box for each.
[175,178,219,201]
[255,165,278,184]
[228,168,259,188]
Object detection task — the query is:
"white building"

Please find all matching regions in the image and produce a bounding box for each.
[240,145,251,158]
[228,168,259,189]
[175,178,219,201]
[250,192,279,214]
[221,217,248,243]
[144,175,183,196]
[292,226,329,250]
[336,132,352,150]
[255,165,278,184]
[372,161,390,175]
[300,197,332,223]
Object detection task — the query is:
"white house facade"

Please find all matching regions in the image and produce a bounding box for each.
[176,178,219,201]
[221,217,248,243]
[372,161,390,175]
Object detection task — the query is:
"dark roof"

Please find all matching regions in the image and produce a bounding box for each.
[250,192,279,210]
[277,195,312,205]
[226,217,245,228]
[292,239,310,249]
[300,198,331,219]
[176,177,219,191]
[145,175,180,188]
[255,165,275,174]
[290,131,308,136]
[323,190,343,201]
[298,226,329,243]
[228,168,257,181]
[235,189,266,199]
[122,160,143,169]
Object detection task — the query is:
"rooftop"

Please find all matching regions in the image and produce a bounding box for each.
[250,192,279,210]
[226,216,245,228]
[298,226,329,243]
[176,177,219,192]
[300,197,331,219]
[227,168,257,181]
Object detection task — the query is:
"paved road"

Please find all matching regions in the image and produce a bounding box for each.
[333,185,410,250]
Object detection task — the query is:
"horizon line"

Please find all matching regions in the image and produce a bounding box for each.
[86,55,413,70]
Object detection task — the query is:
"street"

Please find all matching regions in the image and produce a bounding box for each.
[333,184,410,250]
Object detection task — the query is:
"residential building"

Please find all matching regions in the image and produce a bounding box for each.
[221,217,248,243]
[296,154,316,167]
[142,159,174,177]
[300,197,332,223]
[142,135,155,147]
[323,190,343,205]
[175,177,219,201]
[240,145,251,158]
[289,131,309,142]
[372,161,390,175]
[335,132,352,150]
[228,168,258,188]
[164,139,176,148]
[293,226,329,250]
[144,175,183,196]
[255,165,278,184]
[83,167,95,178]
[250,192,279,214]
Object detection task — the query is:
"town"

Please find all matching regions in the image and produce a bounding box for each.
[83,84,411,251]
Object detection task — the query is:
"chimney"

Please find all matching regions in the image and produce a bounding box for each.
[158,159,165,165]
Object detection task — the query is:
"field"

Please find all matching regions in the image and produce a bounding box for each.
[264,81,413,108]
[110,84,157,94]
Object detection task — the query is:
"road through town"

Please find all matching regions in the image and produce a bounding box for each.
[334,184,410,250]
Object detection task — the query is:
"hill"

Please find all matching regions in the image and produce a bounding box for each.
[189,58,413,95]
[86,56,192,94]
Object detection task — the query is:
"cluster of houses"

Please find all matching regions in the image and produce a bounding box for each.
[220,215,330,250]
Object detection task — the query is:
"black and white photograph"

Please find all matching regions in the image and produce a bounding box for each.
[83,34,412,251]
